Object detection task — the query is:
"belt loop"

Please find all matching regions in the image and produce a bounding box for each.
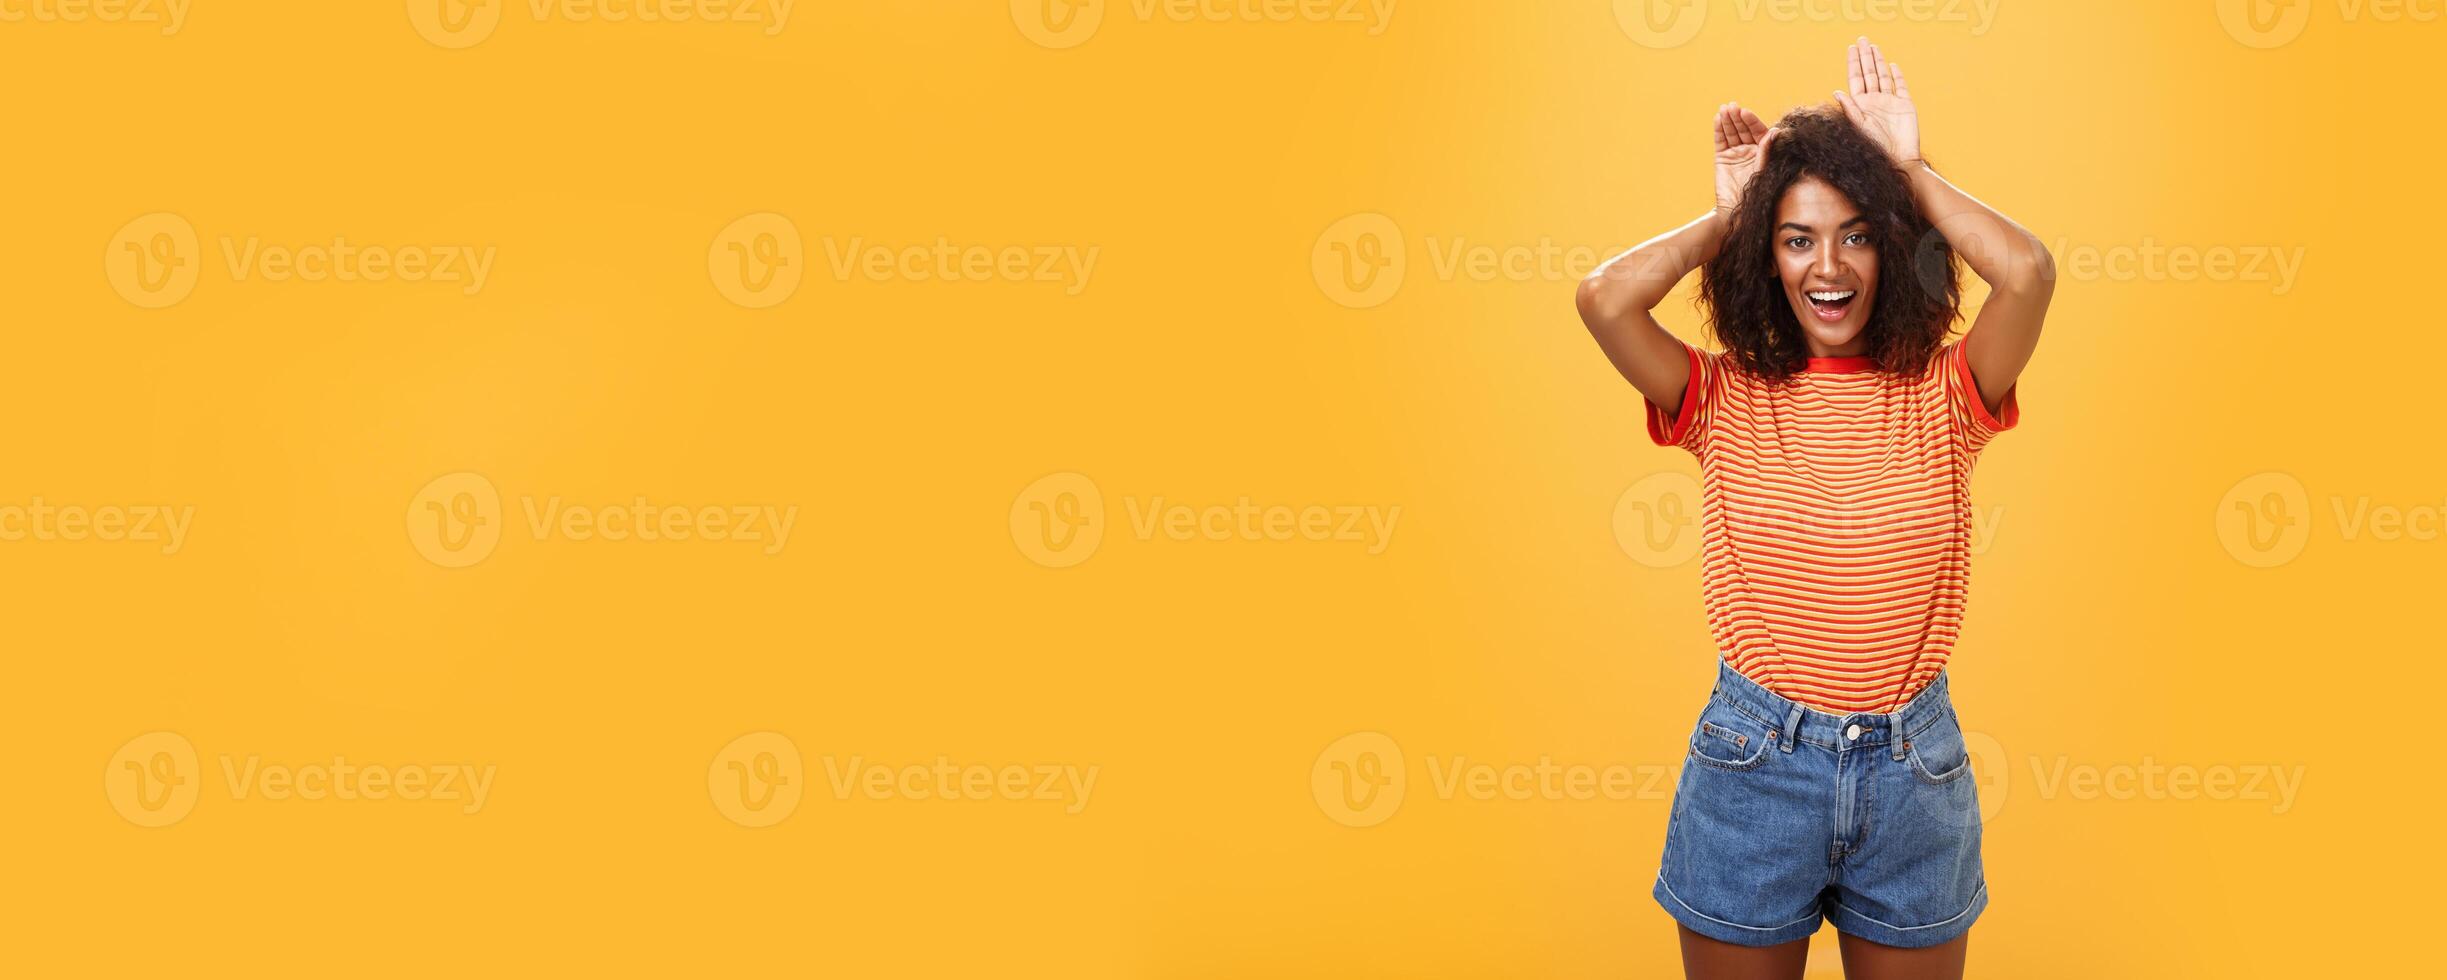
[1890,713,1909,761]
[1780,704,1803,753]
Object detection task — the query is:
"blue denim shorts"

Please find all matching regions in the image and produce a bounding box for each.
[1653,660,1986,948]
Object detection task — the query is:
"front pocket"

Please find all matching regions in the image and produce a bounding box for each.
[1688,703,1775,771]
[1904,711,1973,785]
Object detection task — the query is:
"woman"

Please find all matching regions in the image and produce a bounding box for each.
[1574,39,2053,980]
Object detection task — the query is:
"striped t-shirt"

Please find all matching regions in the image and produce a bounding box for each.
[1646,338,2018,714]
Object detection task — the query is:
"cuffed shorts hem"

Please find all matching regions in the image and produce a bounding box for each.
[1651,873,1824,948]
[1823,881,1988,949]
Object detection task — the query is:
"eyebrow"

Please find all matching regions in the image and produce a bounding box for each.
[1776,217,1869,234]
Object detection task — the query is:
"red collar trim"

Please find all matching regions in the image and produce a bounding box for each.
[1805,356,1876,374]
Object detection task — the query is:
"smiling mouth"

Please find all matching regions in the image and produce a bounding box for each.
[1804,288,1857,322]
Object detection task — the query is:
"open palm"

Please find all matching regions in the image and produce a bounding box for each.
[1713,103,1778,212]
[1835,37,1920,166]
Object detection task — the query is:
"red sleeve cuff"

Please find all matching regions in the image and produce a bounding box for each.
[1951,340,2019,434]
[1646,342,1704,447]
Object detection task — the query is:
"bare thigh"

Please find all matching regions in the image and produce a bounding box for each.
[1676,924,1809,980]
[1835,929,1968,980]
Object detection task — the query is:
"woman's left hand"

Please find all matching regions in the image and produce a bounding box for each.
[1833,36,1920,167]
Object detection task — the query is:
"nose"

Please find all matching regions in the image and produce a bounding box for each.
[1811,241,1845,280]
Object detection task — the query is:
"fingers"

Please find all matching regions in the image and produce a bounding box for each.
[1863,37,1887,94]
[1757,125,1781,164]
[1716,101,1772,151]
[1846,40,1865,95]
[1735,106,1766,143]
[1833,90,1861,123]
[1891,61,1911,100]
[1854,36,1904,96]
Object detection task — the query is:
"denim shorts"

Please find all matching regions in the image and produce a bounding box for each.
[1653,660,1987,948]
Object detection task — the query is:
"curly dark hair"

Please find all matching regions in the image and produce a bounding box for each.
[1698,103,1959,383]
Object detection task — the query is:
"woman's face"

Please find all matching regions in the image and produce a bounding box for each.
[1772,175,1880,357]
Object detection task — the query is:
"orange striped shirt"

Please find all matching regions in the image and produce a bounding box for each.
[1647,339,2018,713]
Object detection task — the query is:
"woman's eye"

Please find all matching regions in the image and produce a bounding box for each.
[1845,233,1872,246]
[1784,237,1811,249]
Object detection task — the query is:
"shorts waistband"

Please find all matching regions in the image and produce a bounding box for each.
[1708,660,1955,757]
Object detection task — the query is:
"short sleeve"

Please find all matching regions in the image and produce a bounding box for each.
[1644,340,1714,453]
[1944,340,2020,446]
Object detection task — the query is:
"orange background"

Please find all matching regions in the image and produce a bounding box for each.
[2,1,2436,976]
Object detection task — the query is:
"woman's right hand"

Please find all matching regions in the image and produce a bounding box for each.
[1713,103,1778,214]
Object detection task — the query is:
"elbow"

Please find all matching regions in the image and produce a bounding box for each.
[2000,238,2057,299]
[1576,271,1634,332]
[1574,275,1609,327]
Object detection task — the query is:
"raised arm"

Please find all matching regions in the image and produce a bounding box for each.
[1835,37,2053,417]
[1575,103,1778,417]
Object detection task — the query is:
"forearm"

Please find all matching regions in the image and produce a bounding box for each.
[1575,210,1725,411]
[1579,210,1728,318]
[1902,161,2054,295]
[1905,159,2052,404]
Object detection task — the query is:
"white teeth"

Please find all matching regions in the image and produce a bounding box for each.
[1807,290,1856,302]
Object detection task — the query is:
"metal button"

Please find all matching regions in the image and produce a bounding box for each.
[1845,723,1862,740]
